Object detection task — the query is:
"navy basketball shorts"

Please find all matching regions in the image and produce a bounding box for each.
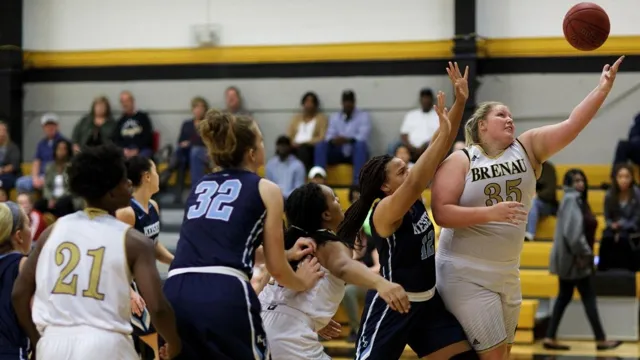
[355,289,467,360]
[163,273,270,360]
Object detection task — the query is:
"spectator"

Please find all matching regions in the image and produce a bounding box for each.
[167,96,210,194]
[545,168,621,351]
[16,113,66,193]
[0,121,21,194]
[394,144,414,169]
[16,192,46,241]
[34,139,78,218]
[525,161,558,241]
[71,96,117,152]
[314,90,371,185]
[388,88,438,161]
[308,166,327,185]
[224,86,251,116]
[0,189,7,202]
[611,113,640,171]
[598,164,640,272]
[114,91,154,159]
[265,136,305,199]
[286,92,328,171]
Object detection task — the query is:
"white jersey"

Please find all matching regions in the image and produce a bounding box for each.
[438,140,536,265]
[259,265,345,330]
[32,209,133,335]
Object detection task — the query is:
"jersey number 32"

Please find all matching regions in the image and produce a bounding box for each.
[187,179,243,221]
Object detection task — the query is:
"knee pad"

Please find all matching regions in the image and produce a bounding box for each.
[450,349,480,360]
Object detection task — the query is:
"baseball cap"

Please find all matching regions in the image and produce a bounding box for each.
[40,113,59,126]
[308,166,327,179]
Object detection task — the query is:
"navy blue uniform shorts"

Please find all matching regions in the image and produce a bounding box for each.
[163,273,270,360]
[355,290,467,360]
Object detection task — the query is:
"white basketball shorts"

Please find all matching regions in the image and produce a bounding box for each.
[261,304,331,360]
[36,325,138,360]
[436,252,522,352]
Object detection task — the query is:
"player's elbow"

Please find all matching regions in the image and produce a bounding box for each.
[328,258,351,281]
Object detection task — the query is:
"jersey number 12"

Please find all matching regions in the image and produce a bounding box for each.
[187,179,243,221]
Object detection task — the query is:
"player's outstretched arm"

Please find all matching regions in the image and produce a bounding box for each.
[259,179,323,292]
[126,229,181,357]
[315,241,410,313]
[374,91,453,237]
[519,56,624,167]
[12,225,55,348]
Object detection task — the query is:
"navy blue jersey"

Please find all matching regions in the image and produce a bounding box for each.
[370,200,436,293]
[0,252,28,357]
[170,169,266,278]
[131,199,160,242]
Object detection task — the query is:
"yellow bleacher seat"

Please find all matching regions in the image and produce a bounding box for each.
[326,164,353,186]
[520,241,600,268]
[536,215,604,240]
[554,164,611,187]
[21,163,32,176]
[557,189,606,215]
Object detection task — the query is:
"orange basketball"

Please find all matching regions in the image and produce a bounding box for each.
[563,2,610,51]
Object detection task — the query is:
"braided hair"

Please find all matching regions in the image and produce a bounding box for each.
[337,154,393,243]
[285,183,347,267]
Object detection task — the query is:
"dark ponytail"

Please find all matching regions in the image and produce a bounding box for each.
[337,155,393,243]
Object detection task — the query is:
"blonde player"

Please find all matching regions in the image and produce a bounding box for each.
[11,144,182,360]
[432,56,624,360]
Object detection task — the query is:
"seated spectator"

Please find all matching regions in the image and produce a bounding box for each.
[0,121,21,194]
[546,168,620,351]
[224,86,252,116]
[16,192,46,241]
[72,96,117,152]
[525,161,558,241]
[388,88,438,161]
[115,91,154,159]
[16,113,66,193]
[308,166,327,185]
[598,164,640,272]
[314,90,371,185]
[394,144,414,169]
[612,112,640,172]
[265,136,306,199]
[0,189,7,202]
[34,139,78,218]
[287,92,328,171]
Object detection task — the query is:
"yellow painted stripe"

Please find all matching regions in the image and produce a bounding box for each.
[22,35,640,69]
[23,40,453,69]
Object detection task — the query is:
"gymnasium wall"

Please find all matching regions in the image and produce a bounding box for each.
[21,0,640,164]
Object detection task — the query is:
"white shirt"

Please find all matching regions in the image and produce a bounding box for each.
[293,118,317,144]
[400,108,440,148]
[32,210,133,335]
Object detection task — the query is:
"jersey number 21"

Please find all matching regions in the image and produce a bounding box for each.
[187,179,243,221]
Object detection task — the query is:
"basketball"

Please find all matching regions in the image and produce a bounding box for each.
[563,2,610,51]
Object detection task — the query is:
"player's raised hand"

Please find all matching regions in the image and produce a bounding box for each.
[446,62,469,101]
[317,319,342,340]
[599,56,624,93]
[490,201,528,225]
[433,91,451,136]
[296,256,324,290]
[286,237,317,261]
[375,279,410,314]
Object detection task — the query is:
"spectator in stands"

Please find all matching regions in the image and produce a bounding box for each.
[394,144,414,169]
[388,88,438,161]
[308,166,327,185]
[598,164,640,272]
[16,192,46,242]
[546,168,621,351]
[287,92,328,172]
[314,90,370,185]
[34,139,78,218]
[342,187,379,343]
[71,96,117,153]
[224,86,251,116]
[265,136,306,199]
[611,112,640,171]
[0,121,21,195]
[16,113,65,193]
[525,161,558,241]
[114,91,154,159]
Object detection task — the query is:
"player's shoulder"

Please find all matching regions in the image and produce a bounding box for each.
[149,199,160,213]
[125,227,155,254]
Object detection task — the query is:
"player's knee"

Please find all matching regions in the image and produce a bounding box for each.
[450,349,480,360]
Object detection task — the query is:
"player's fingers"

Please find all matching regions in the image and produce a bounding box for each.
[298,237,317,252]
[454,62,461,76]
[463,65,469,80]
